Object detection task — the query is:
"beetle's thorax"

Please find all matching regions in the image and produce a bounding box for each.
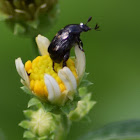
[64,24,83,34]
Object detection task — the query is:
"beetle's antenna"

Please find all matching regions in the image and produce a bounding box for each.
[90,23,100,31]
[94,23,100,31]
[85,16,92,25]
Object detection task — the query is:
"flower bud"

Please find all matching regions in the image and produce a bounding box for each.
[19,108,60,139]
[69,93,96,121]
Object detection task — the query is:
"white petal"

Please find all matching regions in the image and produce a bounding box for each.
[58,67,77,100]
[75,45,86,82]
[46,75,61,98]
[15,58,30,87]
[44,74,61,103]
[44,75,55,102]
[36,34,50,56]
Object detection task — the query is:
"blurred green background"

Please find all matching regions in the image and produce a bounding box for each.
[0,0,140,139]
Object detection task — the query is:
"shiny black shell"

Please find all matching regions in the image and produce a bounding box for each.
[48,24,87,63]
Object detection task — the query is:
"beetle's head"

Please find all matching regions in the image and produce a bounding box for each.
[80,16,100,32]
[80,16,92,32]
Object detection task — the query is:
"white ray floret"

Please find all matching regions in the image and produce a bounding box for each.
[36,34,50,56]
[75,44,86,82]
[44,74,61,104]
[58,67,77,100]
[15,58,30,87]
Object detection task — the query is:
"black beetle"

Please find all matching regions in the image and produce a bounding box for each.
[48,16,99,70]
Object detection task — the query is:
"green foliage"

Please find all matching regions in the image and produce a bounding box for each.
[14,24,26,35]
[38,136,48,140]
[27,97,57,113]
[79,72,93,88]
[23,131,35,139]
[21,86,33,95]
[19,120,30,129]
[28,97,42,108]
[23,110,34,119]
[43,103,56,112]
[67,73,96,121]
[78,120,140,140]
[83,72,89,79]
[23,130,48,140]
[60,93,80,115]
[69,93,96,121]
[60,99,78,115]
[80,80,93,87]
[78,87,88,97]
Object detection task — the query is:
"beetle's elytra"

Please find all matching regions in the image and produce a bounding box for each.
[48,16,99,70]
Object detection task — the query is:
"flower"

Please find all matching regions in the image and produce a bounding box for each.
[0,0,59,35]
[15,35,86,105]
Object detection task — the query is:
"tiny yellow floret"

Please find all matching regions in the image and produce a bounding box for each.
[25,60,32,73]
[25,54,78,98]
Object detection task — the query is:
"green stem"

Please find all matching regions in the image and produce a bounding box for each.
[55,114,71,140]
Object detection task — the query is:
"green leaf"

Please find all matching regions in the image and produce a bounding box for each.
[79,72,93,87]
[60,100,78,115]
[23,110,34,118]
[78,120,140,140]
[44,103,55,112]
[23,131,35,139]
[60,93,81,114]
[21,86,32,95]
[69,99,96,121]
[28,98,42,108]
[19,120,30,129]
[14,23,26,35]
[38,136,48,140]
[78,87,88,97]
[83,72,89,80]
[83,93,92,101]
[80,80,93,87]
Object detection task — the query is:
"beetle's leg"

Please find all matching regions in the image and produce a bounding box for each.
[78,45,84,52]
[79,41,84,52]
[76,37,84,52]
[52,61,56,72]
[63,52,70,67]
[80,40,83,47]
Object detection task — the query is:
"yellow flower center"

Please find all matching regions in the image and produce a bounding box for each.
[25,55,78,98]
